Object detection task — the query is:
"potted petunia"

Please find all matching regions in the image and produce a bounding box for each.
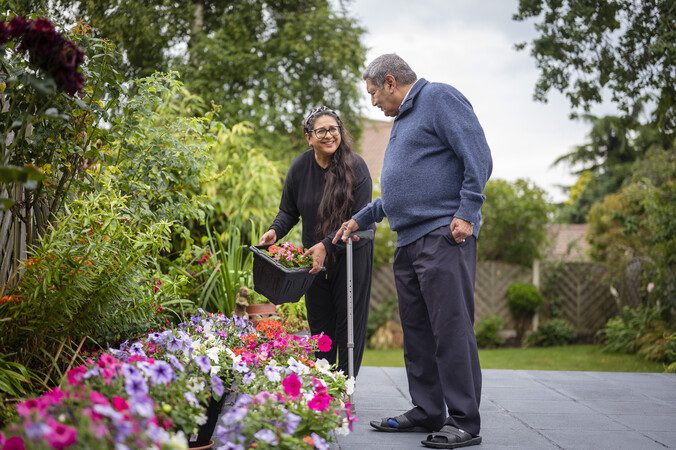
[249,242,318,305]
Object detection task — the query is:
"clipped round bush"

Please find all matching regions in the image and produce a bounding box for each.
[475,315,505,349]
[506,282,544,319]
[525,319,577,347]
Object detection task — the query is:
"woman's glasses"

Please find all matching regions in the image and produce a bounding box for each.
[310,125,341,139]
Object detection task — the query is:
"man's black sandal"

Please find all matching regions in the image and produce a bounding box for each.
[421,425,482,448]
[369,414,430,432]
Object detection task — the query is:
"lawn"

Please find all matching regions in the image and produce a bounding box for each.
[362,345,665,372]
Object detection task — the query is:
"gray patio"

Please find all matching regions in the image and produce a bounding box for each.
[333,367,676,450]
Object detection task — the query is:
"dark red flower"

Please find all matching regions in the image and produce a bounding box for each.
[7,16,29,38]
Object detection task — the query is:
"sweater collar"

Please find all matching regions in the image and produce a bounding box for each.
[397,78,428,118]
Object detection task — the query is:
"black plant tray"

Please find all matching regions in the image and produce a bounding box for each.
[249,245,317,305]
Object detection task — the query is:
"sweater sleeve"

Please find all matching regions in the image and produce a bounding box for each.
[353,197,386,230]
[269,167,300,240]
[433,89,493,225]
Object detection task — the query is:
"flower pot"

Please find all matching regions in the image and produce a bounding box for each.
[246,302,278,324]
[189,440,213,450]
[249,245,317,304]
[189,394,227,448]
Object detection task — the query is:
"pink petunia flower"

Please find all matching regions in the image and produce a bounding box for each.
[45,418,77,450]
[308,391,332,412]
[282,373,302,398]
[317,334,332,352]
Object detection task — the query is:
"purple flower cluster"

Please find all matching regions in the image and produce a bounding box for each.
[0,16,85,96]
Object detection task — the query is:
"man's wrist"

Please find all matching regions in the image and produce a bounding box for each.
[454,216,475,226]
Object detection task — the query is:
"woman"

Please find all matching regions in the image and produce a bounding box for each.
[259,106,374,376]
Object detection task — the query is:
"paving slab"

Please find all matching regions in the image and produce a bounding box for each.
[332,367,676,450]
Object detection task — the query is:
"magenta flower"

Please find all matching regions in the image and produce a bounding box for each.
[2,435,26,450]
[308,391,332,412]
[66,366,86,385]
[282,373,301,398]
[317,334,332,352]
[45,418,77,450]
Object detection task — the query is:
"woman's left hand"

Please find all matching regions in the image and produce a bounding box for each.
[303,242,327,274]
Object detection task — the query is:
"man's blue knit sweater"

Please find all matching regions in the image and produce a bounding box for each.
[353,78,493,247]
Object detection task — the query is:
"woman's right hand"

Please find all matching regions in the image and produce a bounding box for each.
[259,229,277,246]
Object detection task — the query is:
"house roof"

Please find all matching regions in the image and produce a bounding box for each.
[546,223,590,261]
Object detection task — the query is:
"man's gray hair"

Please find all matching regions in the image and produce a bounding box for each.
[362,53,417,87]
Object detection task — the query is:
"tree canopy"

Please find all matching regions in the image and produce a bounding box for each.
[15,0,367,146]
[513,0,674,134]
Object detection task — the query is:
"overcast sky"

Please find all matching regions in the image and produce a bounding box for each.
[342,0,616,202]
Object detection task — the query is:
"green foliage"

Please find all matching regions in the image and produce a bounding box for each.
[525,319,576,347]
[40,1,368,155]
[507,283,544,318]
[204,122,282,234]
[553,115,665,223]
[371,180,397,270]
[0,22,123,282]
[366,295,398,345]
[0,187,171,384]
[587,148,675,307]
[0,354,35,397]
[507,282,544,344]
[513,0,674,131]
[196,221,255,316]
[601,305,674,365]
[479,179,551,266]
[474,315,505,349]
[108,72,216,230]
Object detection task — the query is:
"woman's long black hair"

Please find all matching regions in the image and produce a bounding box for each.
[303,106,356,237]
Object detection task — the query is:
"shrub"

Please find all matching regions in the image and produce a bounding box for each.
[474,315,505,348]
[601,305,660,354]
[506,282,544,343]
[525,319,576,347]
[506,283,544,318]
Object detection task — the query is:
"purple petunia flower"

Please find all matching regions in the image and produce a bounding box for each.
[191,315,201,325]
[211,374,224,398]
[254,429,278,445]
[184,392,199,407]
[124,374,148,398]
[166,335,182,353]
[284,412,301,434]
[242,372,256,385]
[233,360,249,373]
[129,395,154,418]
[311,432,329,450]
[149,360,174,385]
[264,364,281,382]
[195,355,211,373]
[129,341,145,356]
[165,354,184,372]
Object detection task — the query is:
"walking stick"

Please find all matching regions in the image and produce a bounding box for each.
[345,229,374,406]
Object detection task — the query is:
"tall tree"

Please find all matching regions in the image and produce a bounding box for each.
[15,1,367,150]
[513,0,674,135]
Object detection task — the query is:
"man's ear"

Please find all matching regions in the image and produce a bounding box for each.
[384,74,396,92]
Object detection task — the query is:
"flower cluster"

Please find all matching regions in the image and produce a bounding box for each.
[0,383,187,449]
[0,16,85,96]
[267,242,311,269]
[0,312,355,449]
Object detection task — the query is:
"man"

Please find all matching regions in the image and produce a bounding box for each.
[333,54,492,448]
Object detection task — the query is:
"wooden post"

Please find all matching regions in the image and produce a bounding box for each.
[532,259,540,331]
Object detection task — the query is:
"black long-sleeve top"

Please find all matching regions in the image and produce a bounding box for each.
[269,149,373,259]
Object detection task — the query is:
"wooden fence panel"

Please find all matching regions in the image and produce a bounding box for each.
[369,260,620,334]
[474,261,531,328]
[541,262,617,332]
